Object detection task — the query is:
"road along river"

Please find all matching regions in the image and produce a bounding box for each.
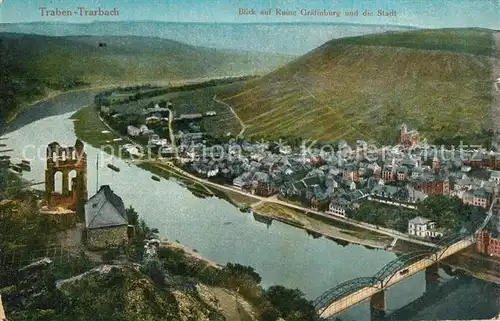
[1,90,499,321]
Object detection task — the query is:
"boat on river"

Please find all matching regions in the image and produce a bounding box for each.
[151,175,161,182]
[10,164,22,173]
[17,162,31,172]
[107,164,120,172]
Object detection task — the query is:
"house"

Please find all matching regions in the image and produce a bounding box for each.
[370,185,405,201]
[396,166,409,181]
[127,125,141,137]
[327,198,351,217]
[462,188,491,209]
[408,216,435,238]
[100,105,110,114]
[145,116,161,124]
[179,113,203,120]
[490,170,500,184]
[406,184,428,203]
[139,125,153,136]
[382,165,395,181]
[411,175,450,196]
[233,172,252,188]
[476,215,500,257]
[342,165,359,182]
[204,111,217,116]
[85,185,129,249]
[143,104,169,117]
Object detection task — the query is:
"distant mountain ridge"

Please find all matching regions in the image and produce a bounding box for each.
[0,21,417,55]
[0,32,292,126]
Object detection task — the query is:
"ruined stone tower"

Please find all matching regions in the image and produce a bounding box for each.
[45,139,88,211]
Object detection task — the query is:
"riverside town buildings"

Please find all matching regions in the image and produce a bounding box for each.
[101,105,500,242]
[408,216,443,238]
[476,215,500,257]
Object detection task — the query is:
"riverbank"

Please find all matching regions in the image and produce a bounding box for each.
[160,240,223,270]
[252,202,393,249]
[443,247,500,285]
[4,76,241,127]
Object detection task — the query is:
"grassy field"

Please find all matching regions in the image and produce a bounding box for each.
[217,28,495,145]
[72,106,125,156]
[255,202,393,245]
[0,33,293,127]
[108,82,246,137]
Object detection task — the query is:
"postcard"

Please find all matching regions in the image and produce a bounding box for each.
[0,1,499,320]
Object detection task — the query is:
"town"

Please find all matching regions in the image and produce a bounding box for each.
[96,85,500,259]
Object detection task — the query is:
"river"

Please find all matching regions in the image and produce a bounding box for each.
[1,90,499,321]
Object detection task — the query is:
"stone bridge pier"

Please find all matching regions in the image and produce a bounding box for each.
[370,290,386,321]
[425,263,440,293]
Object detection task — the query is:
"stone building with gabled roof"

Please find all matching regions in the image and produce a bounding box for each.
[85,185,129,249]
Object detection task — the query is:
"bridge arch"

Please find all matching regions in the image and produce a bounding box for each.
[313,235,471,316]
[313,277,377,312]
[434,232,470,260]
[372,251,436,285]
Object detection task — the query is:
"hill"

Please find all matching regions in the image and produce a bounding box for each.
[0,33,293,127]
[217,28,497,144]
[0,21,417,55]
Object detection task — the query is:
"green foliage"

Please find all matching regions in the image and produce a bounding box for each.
[433,128,494,149]
[261,286,317,321]
[224,263,262,284]
[101,248,121,264]
[417,195,486,231]
[347,201,416,232]
[141,259,167,287]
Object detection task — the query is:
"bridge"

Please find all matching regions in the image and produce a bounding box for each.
[314,205,495,320]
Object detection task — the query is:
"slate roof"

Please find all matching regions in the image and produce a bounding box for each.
[85,185,128,229]
[409,216,432,225]
[302,176,322,187]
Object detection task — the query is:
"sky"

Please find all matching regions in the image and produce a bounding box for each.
[0,0,499,29]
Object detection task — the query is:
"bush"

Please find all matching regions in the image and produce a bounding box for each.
[101,248,121,264]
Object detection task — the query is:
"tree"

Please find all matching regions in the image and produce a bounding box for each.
[263,285,317,321]
[126,206,139,226]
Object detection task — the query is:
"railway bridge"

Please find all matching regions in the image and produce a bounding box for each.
[314,199,495,320]
[314,232,478,320]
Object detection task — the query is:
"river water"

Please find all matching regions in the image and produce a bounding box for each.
[1,91,499,321]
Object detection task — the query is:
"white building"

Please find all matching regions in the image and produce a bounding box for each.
[100,105,110,114]
[139,125,153,135]
[490,171,500,184]
[127,125,141,137]
[408,216,435,238]
[327,199,350,217]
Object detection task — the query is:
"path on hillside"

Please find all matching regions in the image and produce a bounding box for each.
[489,32,500,149]
[213,94,246,137]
